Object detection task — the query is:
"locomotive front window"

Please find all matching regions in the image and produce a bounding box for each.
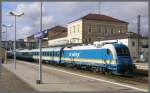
[115,47,130,56]
[107,49,112,55]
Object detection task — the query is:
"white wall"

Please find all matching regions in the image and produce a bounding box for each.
[48,37,68,46]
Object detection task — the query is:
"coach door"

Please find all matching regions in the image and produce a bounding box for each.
[59,47,65,64]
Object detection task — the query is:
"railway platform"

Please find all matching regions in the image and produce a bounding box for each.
[2,60,148,93]
[0,63,36,92]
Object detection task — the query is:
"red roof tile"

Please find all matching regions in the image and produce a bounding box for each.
[70,13,128,24]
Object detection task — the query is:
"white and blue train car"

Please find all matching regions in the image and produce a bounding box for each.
[61,43,135,75]
[14,43,136,75]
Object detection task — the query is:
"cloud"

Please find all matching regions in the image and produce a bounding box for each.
[9,2,54,39]
[2,1,148,40]
[33,15,54,29]
[101,2,148,36]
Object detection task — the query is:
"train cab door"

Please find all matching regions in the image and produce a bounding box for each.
[107,49,113,64]
[104,49,113,71]
[102,49,111,68]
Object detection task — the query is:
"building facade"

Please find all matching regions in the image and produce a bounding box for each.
[68,13,128,44]
[47,26,67,46]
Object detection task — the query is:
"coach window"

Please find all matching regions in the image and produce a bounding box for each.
[49,52,51,56]
[49,52,50,56]
[57,52,58,56]
[46,52,47,56]
[56,52,58,56]
[52,52,53,56]
[53,52,55,56]
[57,52,59,56]
[58,52,60,56]
[50,52,52,56]
[47,52,49,56]
[55,52,57,56]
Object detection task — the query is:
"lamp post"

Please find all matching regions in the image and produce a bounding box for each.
[2,24,12,64]
[9,11,24,70]
[36,0,43,84]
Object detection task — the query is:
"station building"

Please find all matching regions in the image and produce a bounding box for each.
[47,13,129,46]
[67,13,128,44]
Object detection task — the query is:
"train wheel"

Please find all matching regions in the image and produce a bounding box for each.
[101,67,106,74]
[92,66,99,73]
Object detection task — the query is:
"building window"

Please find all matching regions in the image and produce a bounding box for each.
[70,27,72,34]
[84,39,88,44]
[133,52,135,58]
[105,28,107,35]
[73,26,75,33]
[102,26,104,35]
[77,25,80,32]
[132,41,135,47]
[98,25,101,33]
[111,28,113,34]
[88,25,92,33]
[89,37,91,42]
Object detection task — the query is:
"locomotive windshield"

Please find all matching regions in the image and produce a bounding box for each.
[115,47,130,56]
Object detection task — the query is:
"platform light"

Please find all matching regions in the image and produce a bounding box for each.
[9,11,24,70]
[36,0,43,84]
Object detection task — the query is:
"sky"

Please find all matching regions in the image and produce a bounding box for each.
[2,1,148,41]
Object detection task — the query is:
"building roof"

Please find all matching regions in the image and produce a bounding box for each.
[70,13,128,24]
[47,26,67,32]
[47,25,67,40]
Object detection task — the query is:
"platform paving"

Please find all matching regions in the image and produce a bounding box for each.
[2,60,148,93]
[0,63,36,92]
